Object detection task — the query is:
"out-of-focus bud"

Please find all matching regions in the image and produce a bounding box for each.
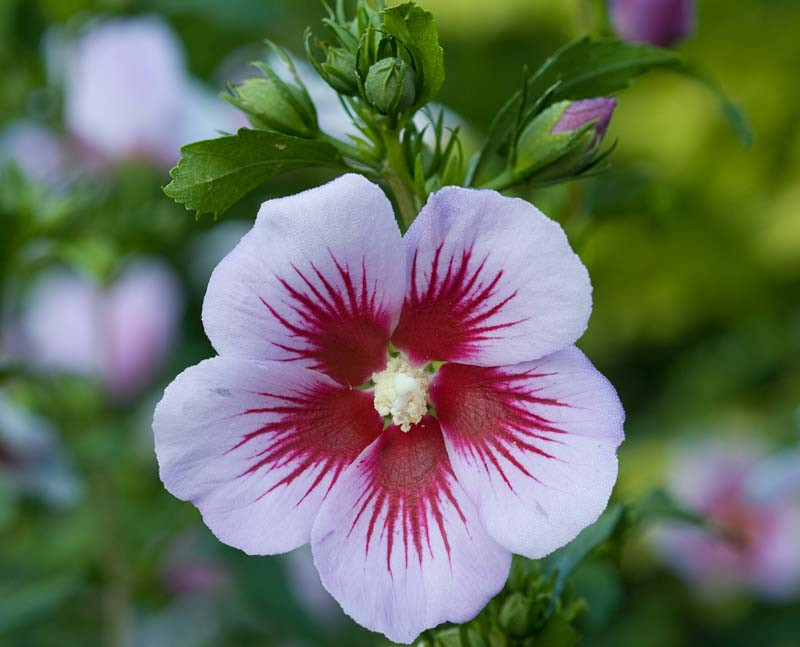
[20,259,183,402]
[364,57,417,115]
[514,97,616,182]
[0,121,73,187]
[226,60,318,138]
[498,592,532,638]
[64,16,187,167]
[321,47,360,95]
[610,0,695,47]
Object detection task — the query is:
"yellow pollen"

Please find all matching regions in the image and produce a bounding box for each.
[372,357,429,432]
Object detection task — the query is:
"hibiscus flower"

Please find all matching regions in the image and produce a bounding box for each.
[153,174,624,643]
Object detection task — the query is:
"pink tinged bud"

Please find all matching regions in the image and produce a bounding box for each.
[551,97,617,144]
[610,0,695,47]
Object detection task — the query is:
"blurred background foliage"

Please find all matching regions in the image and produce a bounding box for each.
[1,0,799,645]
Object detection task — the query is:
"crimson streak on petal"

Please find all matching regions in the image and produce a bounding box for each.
[391,244,523,365]
[234,384,383,504]
[260,253,392,386]
[347,417,467,573]
[430,363,569,490]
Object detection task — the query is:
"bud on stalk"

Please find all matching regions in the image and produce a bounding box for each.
[364,57,417,115]
[514,97,616,182]
[225,61,318,138]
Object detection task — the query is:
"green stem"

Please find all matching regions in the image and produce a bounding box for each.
[381,131,418,229]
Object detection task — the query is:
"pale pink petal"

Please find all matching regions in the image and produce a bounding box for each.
[429,346,624,558]
[311,418,511,644]
[392,187,591,367]
[103,260,183,400]
[203,174,404,386]
[153,356,382,555]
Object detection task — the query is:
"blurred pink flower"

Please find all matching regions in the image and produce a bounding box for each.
[610,0,695,47]
[0,120,73,186]
[651,439,800,600]
[64,16,243,170]
[21,260,183,401]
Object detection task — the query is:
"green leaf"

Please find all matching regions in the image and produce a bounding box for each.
[470,37,680,185]
[471,37,751,185]
[381,2,445,110]
[543,503,624,602]
[535,613,580,647]
[680,64,753,146]
[163,129,344,217]
[628,488,706,526]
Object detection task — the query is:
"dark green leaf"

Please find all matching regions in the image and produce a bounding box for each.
[163,129,344,217]
[628,488,706,526]
[543,503,624,601]
[470,38,680,185]
[535,613,580,647]
[381,2,445,109]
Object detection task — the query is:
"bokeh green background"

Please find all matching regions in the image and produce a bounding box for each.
[1,0,799,645]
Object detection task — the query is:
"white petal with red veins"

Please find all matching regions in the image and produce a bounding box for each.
[311,418,511,644]
[153,356,383,555]
[430,346,624,558]
[203,174,404,386]
[393,187,591,367]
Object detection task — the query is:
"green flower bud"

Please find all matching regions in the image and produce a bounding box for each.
[321,47,360,95]
[226,65,317,138]
[498,591,532,638]
[513,97,616,182]
[364,57,416,115]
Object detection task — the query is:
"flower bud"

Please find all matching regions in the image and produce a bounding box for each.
[226,63,317,138]
[498,592,532,637]
[552,97,617,142]
[514,97,616,181]
[320,47,360,95]
[610,0,695,47]
[364,57,416,115]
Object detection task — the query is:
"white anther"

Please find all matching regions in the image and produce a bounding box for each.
[372,357,429,432]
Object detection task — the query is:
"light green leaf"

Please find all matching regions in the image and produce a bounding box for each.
[163,129,344,217]
[381,2,445,109]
